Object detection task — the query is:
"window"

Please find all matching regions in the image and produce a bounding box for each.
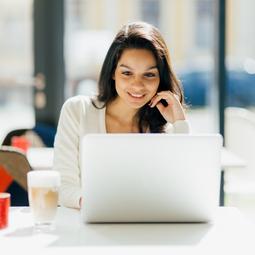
[195,0,213,49]
[0,0,34,142]
[141,0,160,28]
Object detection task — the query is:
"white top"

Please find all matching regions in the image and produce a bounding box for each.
[53,96,190,209]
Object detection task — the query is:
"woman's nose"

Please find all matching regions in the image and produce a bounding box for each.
[131,76,144,88]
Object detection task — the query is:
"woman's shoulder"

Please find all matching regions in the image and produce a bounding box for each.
[63,95,92,107]
[62,95,103,110]
[61,96,105,119]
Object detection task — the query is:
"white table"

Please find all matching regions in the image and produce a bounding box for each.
[26,147,246,171]
[27,148,54,170]
[0,207,254,255]
[221,147,246,168]
[220,148,246,205]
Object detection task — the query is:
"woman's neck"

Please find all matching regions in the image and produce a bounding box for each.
[105,99,139,133]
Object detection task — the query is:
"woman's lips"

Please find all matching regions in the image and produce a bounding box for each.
[128,92,145,99]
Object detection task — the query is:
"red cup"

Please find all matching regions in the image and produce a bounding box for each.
[0,193,11,229]
[11,136,30,153]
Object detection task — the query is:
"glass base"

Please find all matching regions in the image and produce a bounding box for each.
[33,222,55,233]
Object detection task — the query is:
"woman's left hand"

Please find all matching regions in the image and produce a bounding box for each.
[149,91,186,123]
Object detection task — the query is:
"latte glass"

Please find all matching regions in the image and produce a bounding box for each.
[27,170,60,231]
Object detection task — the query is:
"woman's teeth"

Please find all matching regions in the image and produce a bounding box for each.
[129,93,144,98]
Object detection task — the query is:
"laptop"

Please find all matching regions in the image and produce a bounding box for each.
[80,134,222,223]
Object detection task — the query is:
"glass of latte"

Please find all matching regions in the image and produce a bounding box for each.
[27,170,60,231]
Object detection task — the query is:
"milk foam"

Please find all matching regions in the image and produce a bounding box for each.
[27,170,61,187]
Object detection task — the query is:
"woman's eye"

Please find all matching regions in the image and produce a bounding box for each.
[144,73,156,78]
[122,71,132,76]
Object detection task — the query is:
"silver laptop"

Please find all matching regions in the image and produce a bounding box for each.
[80,134,222,223]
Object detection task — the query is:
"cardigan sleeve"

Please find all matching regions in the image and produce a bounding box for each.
[165,120,191,133]
[173,120,190,133]
[53,97,83,209]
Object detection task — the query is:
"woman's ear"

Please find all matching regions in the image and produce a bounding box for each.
[112,73,115,80]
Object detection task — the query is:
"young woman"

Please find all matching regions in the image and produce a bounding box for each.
[54,21,190,209]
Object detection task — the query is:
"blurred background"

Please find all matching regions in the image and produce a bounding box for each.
[0,0,255,217]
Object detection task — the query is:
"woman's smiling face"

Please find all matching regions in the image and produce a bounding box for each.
[113,48,160,109]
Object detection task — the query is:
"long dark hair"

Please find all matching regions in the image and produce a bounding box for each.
[93,21,184,133]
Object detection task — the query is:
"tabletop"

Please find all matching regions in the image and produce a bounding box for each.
[27,147,54,170]
[26,147,246,171]
[0,206,254,255]
[221,147,246,168]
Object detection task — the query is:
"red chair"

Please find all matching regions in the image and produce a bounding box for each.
[0,146,32,205]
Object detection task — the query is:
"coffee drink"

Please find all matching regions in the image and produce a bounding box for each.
[29,187,58,223]
[27,170,60,230]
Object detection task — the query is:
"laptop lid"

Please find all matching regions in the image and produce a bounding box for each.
[80,134,222,223]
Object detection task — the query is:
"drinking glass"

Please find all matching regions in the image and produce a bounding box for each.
[27,170,60,231]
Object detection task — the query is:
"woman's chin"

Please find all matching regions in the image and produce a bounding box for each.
[126,100,148,109]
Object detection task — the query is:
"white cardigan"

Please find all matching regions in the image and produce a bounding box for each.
[53,96,190,209]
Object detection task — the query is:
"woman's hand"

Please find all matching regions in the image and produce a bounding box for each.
[149,91,186,123]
